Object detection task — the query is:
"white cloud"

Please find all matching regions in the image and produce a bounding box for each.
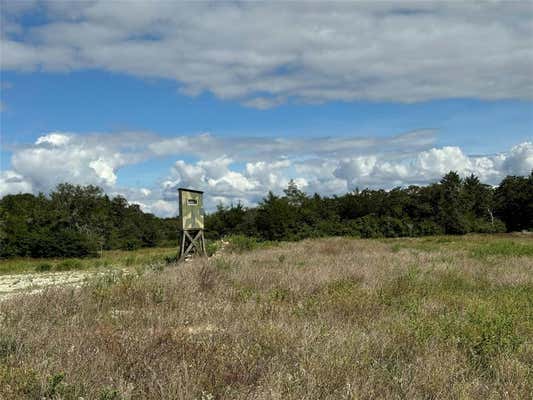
[0,170,33,195]
[89,158,117,186]
[334,146,511,189]
[503,142,533,176]
[6,131,148,193]
[148,130,436,161]
[2,2,532,107]
[35,132,71,146]
[1,129,531,216]
[148,200,178,217]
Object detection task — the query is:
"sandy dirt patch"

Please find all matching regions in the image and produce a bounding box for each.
[0,270,96,301]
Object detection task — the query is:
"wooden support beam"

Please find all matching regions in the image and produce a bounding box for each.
[178,229,207,262]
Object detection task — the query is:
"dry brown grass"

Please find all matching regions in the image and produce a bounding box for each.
[1,236,532,399]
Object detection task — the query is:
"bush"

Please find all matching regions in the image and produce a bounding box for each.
[414,220,444,236]
[206,241,221,256]
[35,262,53,272]
[0,336,17,359]
[358,215,383,238]
[55,259,83,271]
[122,239,142,251]
[226,235,261,253]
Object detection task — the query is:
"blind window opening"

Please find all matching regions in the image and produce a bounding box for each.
[187,199,198,206]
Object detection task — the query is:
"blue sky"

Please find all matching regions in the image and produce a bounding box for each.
[1,2,532,216]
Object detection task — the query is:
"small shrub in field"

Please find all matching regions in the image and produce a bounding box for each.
[34,262,53,272]
[206,241,221,256]
[150,285,165,304]
[149,262,165,272]
[391,243,402,253]
[0,365,40,398]
[43,372,77,398]
[268,287,291,302]
[227,235,261,253]
[197,263,218,291]
[134,264,146,277]
[0,336,17,359]
[124,255,136,266]
[164,254,177,264]
[99,388,122,400]
[214,258,236,271]
[45,372,65,397]
[55,259,83,271]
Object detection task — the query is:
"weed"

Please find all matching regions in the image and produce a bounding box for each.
[0,335,17,359]
[391,243,402,253]
[197,263,218,291]
[164,254,177,264]
[149,262,165,272]
[268,287,291,302]
[55,259,83,271]
[134,264,146,277]
[214,258,235,271]
[34,262,53,272]
[151,285,165,304]
[234,286,258,302]
[206,241,221,256]
[99,388,122,400]
[124,255,136,266]
[0,365,40,398]
[227,235,260,253]
[45,372,65,397]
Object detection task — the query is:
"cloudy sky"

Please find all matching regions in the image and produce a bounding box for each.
[1,1,532,216]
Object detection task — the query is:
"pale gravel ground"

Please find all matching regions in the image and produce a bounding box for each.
[0,244,226,302]
[0,270,102,301]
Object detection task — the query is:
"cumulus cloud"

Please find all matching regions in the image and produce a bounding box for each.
[34,132,71,146]
[334,146,509,188]
[0,129,531,216]
[0,170,33,195]
[158,140,533,212]
[2,2,532,106]
[5,131,150,193]
[503,142,533,176]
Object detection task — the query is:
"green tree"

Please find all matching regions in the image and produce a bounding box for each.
[440,172,469,234]
[495,172,533,231]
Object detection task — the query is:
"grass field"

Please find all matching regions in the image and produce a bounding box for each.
[0,246,179,275]
[1,234,532,399]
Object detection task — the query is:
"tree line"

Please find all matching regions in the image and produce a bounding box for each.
[206,171,533,241]
[0,184,179,258]
[1,172,532,258]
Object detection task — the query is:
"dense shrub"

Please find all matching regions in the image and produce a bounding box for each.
[0,184,178,258]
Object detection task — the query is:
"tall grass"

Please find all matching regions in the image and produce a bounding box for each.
[1,235,532,399]
[0,246,178,275]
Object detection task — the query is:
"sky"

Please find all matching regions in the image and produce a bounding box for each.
[1,1,532,216]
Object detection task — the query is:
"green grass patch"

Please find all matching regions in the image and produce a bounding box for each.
[55,259,83,271]
[379,266,532,373]
[470,240,533,258]
[0,246,178,275]
[226,235,275,253]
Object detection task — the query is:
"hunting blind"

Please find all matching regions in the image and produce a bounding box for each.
[177,188,207,261]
